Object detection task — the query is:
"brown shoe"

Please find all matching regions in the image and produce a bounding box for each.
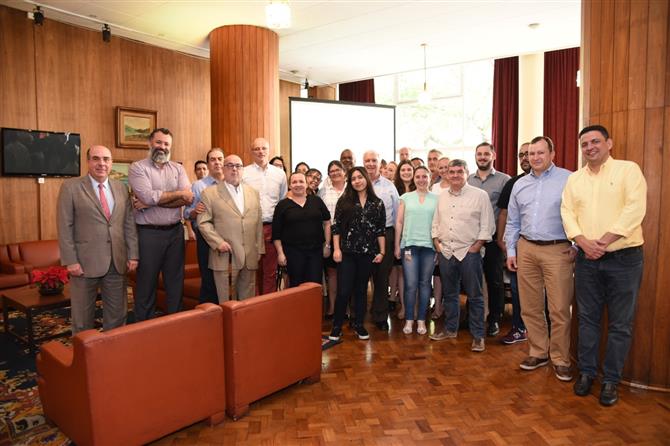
[519,356,549,371]
[554,364,573,382]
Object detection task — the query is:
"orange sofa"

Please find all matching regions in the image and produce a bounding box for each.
[36,304,226,446]
[221,282,322,419]
[0,240,60,290]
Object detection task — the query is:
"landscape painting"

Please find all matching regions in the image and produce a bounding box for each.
[116,107,157,149]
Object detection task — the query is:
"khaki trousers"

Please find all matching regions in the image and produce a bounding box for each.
[517,238,575,366]
[213,268,256,303]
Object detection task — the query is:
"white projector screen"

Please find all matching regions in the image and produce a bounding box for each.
[290,98,396,174]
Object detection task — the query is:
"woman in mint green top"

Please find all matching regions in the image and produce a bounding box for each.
[394,166,438,335]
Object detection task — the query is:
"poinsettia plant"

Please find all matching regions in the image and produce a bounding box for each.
[31,266,70,289]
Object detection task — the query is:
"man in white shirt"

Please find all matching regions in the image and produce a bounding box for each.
[242,137,288,294]
[430,159,495,352]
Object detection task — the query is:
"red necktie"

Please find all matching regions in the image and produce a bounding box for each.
[98,183,111,220]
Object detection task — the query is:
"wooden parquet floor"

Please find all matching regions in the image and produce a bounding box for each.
[151,317,670,445]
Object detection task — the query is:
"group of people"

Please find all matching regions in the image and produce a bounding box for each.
[57,124,646,408]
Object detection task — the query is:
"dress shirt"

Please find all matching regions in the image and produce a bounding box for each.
[185,175,219,229]
[372,175,399,227]
[224,181,245,214]
[468,168,511,222]
[561,156,647,252]
[128,158,190,225]
[504,164,571,257]
[89,175,115,214]
[431,184,495,261]
[318,178,346,224]
[242,162,288,223]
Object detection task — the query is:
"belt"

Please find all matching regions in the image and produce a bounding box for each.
[138,222,181,230]
[522,236,570,246]
[385,226,394,230]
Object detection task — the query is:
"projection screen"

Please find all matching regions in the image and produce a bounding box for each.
[289,98,396,173]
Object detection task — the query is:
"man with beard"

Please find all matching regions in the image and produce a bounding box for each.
[185,148,225,304]
[467,142,510,337]
[496,142,531,344]
[340,149,356,173]
[129,128,193,320]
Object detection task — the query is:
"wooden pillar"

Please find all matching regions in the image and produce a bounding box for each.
[581,0,670,390]
[209,25,279,164]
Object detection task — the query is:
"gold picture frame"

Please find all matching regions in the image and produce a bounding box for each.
[116,107,157,149]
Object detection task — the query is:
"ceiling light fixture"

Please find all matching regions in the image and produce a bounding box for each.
[102,24,111,43]
[418,43,431,105]
[266,1,291,29]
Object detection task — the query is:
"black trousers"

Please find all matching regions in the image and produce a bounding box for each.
[371,227,394,323]
[333,252,374,327]
[284,244,323,287]
[134,224,185,321]
[483,239,505,325]
[194,227,218,304]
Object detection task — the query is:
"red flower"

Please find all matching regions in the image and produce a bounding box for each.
[31,266,70,288]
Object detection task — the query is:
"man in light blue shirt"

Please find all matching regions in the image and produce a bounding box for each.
[185,148,224,304]
[505,136,575,382]
[364,150,399,330]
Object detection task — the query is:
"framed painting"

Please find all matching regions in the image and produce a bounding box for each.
[116,107,157,149]
[110,159,132,187]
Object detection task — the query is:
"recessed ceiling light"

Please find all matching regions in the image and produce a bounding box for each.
[528,23,540,30]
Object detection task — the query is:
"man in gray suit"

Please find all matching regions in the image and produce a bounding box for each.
[57,145,139,334]
[198,154,264,302]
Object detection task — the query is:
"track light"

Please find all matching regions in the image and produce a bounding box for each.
[32,6,44,26]
[102,24,111,43]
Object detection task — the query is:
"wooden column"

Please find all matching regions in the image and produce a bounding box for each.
[581,0,670,390]
[209,25,279,164]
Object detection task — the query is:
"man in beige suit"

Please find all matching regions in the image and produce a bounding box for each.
[57,145,139,334]
[198,154,264,301]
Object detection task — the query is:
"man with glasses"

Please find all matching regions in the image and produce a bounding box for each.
[185,148,225,304]
[198,155,264,301]
[242,137,288,294]
[496,142,531,344]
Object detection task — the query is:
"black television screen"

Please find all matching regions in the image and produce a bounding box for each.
[1,128,81,177]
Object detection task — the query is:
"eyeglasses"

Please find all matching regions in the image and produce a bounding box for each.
[518,152,529,158]
[224,163,243,169]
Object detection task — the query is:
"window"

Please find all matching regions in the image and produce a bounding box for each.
[375,59,493,172]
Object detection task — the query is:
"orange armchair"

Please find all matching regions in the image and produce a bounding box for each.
[221,282,322,419]
[36,304,226,446]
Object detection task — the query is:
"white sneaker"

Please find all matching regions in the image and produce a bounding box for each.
[416,320,427,335]
[402,320,413,334]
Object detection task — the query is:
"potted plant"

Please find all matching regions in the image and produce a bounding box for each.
[32,266,70,296]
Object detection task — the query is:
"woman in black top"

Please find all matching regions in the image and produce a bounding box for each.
[329,167,386,341]
[272,172,331,287]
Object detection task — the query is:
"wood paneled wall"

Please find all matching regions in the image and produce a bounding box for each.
[209,25,279,165]
[582,0,670,389]
[0,5,211,244]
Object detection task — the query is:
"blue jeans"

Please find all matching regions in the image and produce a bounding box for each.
[439,252,485,339]
[401,246,435,321]
[334,253,374,327]
[509,271,525,330]
[575,247,643,384]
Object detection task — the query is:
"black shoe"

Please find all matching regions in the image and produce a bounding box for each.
[375,320,389,331]
[324,313,334,321]
[328,326,342,341]
[486,321,500,337]
[388,301,397,311]
[353,324,370,340]
[599,382,618,406]
[573,373,594,397]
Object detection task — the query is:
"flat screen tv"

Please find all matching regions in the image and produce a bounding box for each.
[1,128,81,177]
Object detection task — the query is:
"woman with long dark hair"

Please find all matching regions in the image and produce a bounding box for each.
[329,167,385,341]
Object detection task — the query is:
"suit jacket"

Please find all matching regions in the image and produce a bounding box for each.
[197,182,264,272]
[57,176,139,277]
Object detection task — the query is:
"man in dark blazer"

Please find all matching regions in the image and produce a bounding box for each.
[57,145,139,334]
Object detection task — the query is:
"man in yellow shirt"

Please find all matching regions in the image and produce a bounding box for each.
[561,125,647,407]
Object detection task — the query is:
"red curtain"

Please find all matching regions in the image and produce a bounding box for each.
[339,79,375,103]
[491,57,519,176]
[544,47,580,171]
